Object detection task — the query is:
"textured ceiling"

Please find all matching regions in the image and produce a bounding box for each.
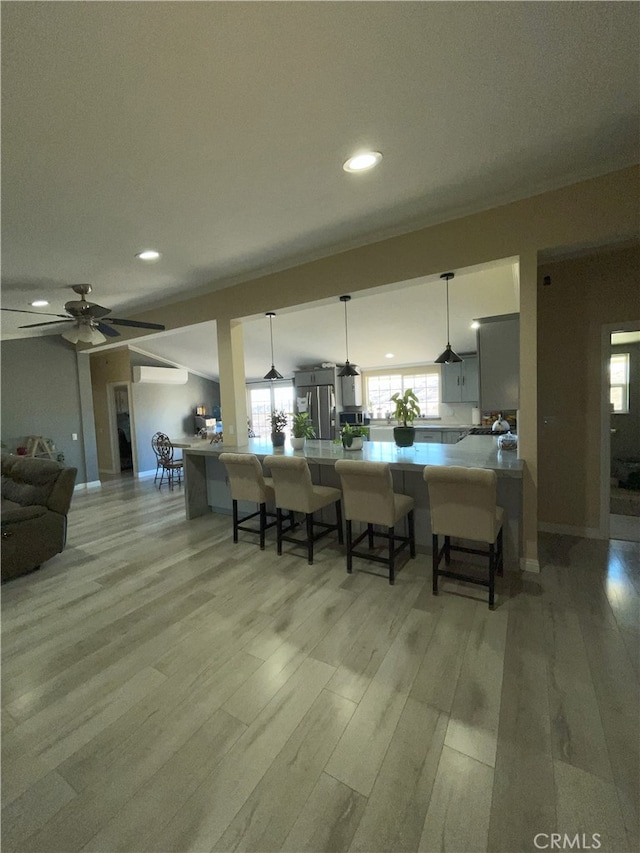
[1,1,638,374]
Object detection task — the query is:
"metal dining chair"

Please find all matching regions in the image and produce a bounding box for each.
[153,433,184,490]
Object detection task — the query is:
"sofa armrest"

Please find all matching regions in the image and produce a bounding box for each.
[1,504,48,525]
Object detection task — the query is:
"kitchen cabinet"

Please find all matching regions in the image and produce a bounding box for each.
[340,371,362,407]
[440,355,479,403]
[476,313,519,410]
[294,367,336,388]
[414,430,442,443]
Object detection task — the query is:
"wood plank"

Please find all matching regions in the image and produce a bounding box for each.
[349,697,447,853]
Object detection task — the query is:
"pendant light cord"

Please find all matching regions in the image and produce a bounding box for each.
[343,298,350,361]
[269,313,275,365]
[445,277,451,345]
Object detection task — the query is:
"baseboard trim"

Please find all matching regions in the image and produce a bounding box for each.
[520,557,540,574]
[137,469,157,479]
[74,480,101,490]
[538,522,605,539]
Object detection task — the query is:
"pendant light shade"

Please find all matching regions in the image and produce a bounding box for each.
[434,273,463,364]
[263,312,283,380]
[337,295,359,377]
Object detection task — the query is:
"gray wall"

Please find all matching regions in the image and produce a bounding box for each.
[1,337,92,482]
[131,367,220,473]
[611,341,640,464]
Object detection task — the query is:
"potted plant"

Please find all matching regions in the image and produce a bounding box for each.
[341,422,364,451]
[391,388,421,447]
[291,412,315,450]
[270,409,288,447]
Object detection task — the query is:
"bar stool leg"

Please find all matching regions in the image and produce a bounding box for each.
[497,527,504,576]
[335,500,344,544]
[276,508,283,555]
[444,535,451,565]
[367,524,374,549]
[232,499,239,543]
[432,533,439,595]
[259,503,266,550]
[489,543,496,609]
[388,525,395,585]
[306,513,314,565]
[346,520,353,573]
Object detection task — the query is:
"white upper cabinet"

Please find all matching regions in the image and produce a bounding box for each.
[340,372,362,407]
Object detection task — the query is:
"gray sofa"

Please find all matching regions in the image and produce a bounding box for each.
[1,453,77,582]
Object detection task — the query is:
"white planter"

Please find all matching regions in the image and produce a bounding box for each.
[342,436,363,451]
[290,437,305,450]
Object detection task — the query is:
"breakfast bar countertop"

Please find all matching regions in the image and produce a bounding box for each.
[182,435,524,478]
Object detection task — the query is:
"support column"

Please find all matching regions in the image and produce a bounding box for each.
[518,250,540,573]
[216,318,248,448]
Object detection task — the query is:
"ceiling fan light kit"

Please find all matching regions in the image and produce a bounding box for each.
[434,272,463,364]
[2,282,166,346]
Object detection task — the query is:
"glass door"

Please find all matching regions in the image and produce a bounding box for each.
[248,382,294,438]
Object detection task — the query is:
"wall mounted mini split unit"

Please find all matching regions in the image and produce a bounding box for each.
[132,366,189,385]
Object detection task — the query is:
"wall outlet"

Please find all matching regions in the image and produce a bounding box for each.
[72,433,78,440]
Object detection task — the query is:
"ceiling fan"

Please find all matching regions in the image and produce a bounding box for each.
[1,284,165,345]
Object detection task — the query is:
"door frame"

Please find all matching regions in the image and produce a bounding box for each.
[599,319,640,538]
[107,381,138,475]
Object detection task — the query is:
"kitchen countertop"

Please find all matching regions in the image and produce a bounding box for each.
[182,435,523,478]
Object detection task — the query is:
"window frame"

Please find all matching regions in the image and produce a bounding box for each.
[609,352,630,415]
[364,366,441,419]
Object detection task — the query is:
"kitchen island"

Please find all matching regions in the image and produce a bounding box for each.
[181,436,524,569]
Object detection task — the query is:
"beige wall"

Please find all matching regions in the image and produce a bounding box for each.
[538,244,640,529]
[89,348,131,472]
[104,166,639,566]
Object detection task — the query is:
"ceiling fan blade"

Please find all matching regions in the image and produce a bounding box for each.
[106,318,166,330]
[1,308,70,318]
[18,319,73,328]
[86,304,111,319]
[96,321,121,337]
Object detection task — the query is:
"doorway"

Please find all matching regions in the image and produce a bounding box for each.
[108,383,135,476]
[601,324,640,542]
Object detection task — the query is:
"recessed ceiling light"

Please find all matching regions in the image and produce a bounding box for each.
[343,151,382,173]
[385,352,395,359]
[135,249,161,261]
[471,321,480,329]
[30,300,49,307]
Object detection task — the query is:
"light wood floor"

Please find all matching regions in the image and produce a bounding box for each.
[2,476,638,853]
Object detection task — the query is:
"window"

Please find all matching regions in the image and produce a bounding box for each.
[610,353,630,414]
[367,371,440,418]
[248,383,294,437]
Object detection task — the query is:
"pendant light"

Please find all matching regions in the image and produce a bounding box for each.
[434,272,462,364]
[263,311,283,380]
[337,295,359,377]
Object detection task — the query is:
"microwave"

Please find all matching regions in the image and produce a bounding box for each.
[339,412,370,426]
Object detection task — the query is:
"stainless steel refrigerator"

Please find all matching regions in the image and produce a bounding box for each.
[298,385,336,440]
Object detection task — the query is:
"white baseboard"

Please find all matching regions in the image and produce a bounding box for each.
[74,480,102,490]
[520,557,540,574]
[538,522,605,539]
[136,469,157,479]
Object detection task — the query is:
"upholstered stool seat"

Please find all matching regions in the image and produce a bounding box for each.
[263,455,343,565]
[423,465,504,609]
[335,459,415,584]
[219,453,279,550]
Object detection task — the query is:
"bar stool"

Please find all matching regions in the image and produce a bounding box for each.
[219,453,279,550]
[263,456,343,565]
[423,465,504,609]
[335,460,415,585]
